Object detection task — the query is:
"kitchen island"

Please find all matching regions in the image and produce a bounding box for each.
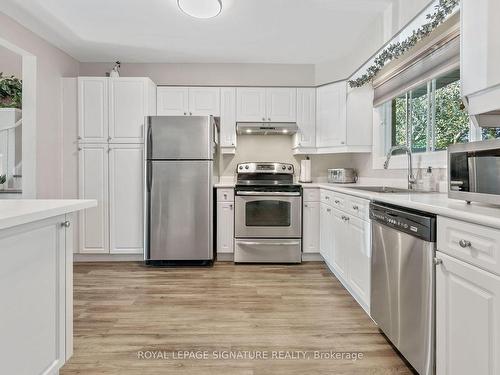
[0,199,96,375]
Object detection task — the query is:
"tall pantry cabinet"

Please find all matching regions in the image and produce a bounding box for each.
[77,77,156,255]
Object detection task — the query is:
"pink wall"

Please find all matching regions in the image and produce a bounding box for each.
[0,11,79,198]
[0,45,22,77]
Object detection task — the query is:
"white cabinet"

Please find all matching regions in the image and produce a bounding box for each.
[319,203,333,263]
[78,144,109,254]
[265,88,297,122]
[109,78,156,143]
[346,85,373,148]
[157,87,220,116]
[78,77,108,143]
[316,82,346,148]
[293,88,316,150]
[79,77,156,143]
[461,0,500,117]
[347,215,371,308]
[303,201,320,253]
[236,88,267,122]
[109,144,144,254]
[156,87,189,116]
[330,207,348,280]
[236,88,296,122]
[220,87,237,152]
[216,188,234,255]
[436,251,500,375]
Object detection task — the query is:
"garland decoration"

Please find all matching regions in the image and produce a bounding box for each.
[348,0,459,88]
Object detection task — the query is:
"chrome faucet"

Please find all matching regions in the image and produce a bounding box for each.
[384,145,416,190]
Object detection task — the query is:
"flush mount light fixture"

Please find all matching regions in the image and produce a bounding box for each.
[177,0,222,19]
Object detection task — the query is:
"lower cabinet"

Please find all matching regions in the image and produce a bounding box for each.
[217,201,234,254]
[303,201,320,253]
[319,190,371,312]
[436,251,500,375]
[79,144,144,254]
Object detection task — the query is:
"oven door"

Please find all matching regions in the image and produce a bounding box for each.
[235,192,302,238]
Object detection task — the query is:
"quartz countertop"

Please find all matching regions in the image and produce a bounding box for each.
[215,180,500,229]
[0,199,97,231]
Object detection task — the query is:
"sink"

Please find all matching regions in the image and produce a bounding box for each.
[346,186,424,193]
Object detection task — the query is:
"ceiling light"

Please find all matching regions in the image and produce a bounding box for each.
[177,0,222,19]
[246,129,252,134]
[282,129,288,134]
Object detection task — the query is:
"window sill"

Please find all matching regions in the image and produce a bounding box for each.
[372,150,447,170]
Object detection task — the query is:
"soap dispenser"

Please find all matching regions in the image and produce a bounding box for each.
[422,166,434,191]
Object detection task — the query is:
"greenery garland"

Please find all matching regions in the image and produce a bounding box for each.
[348,0,459,88]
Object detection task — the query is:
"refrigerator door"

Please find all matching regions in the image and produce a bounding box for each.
[147,160,213,261]
[147,116,213,160]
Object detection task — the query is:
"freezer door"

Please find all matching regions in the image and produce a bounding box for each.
[147,160,213,261]
[147,116,213,160]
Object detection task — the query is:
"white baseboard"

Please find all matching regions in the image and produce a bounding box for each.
[302,253,323,261]
[216,253,234,262]
[74,254,143,262]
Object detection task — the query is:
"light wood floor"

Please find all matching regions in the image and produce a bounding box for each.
[61,262,412,375]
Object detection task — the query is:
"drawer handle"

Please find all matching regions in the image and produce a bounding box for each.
[433,257,443,266]
[326,208,331,212]
[459,240,472,248]
[352,205,359,210]
[325,196,330,200]
[224,193,227,199]
[61,221,71,228]
[304,204,308,208]
[334,200,340,204]
[341,215,350,222]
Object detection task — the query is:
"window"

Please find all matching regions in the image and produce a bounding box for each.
[379,69,470,154]
[482,128,500,140]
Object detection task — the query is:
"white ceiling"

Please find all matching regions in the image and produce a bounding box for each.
[1,0,395,64]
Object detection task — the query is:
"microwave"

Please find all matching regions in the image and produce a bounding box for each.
[448,139,500,205]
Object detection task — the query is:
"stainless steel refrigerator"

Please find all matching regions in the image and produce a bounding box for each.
[144,116,215,266]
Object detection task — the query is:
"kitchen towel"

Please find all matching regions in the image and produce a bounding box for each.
[299,158,312,183]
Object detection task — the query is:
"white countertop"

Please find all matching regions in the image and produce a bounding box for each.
[216,181,500,229]
[0,199,97,231]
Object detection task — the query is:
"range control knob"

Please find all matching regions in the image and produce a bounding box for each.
[239,165,243,170]
[282,165,286,170]
[245,165,249,170]
[288,166,292,171]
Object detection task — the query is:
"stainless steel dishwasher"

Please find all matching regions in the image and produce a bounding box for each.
[370,202,436,375]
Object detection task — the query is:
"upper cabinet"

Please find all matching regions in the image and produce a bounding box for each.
[461,0,500,120]
[293,88,316,150]
[78,77,156,144]
[157,87,220,116]
[316,82,347,149]
[236,88,296,122]
[220,87,237,152]
[78,77,108,143]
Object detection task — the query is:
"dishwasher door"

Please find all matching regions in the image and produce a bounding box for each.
[370,204,435,375]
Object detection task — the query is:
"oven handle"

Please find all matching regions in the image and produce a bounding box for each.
[237,241,301,246]
[236,191,301,196]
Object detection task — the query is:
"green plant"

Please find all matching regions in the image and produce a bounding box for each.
[0,174,6,185]
[0,72,22,109]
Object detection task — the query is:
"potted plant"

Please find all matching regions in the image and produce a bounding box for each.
[0,174,6,190]
[0,72,22,109]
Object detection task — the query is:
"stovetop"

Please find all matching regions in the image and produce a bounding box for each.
[236,162,297,191]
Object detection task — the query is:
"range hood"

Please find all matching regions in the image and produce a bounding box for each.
[236,122,298,135]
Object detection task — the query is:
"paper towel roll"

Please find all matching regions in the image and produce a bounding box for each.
[299,159,312,183]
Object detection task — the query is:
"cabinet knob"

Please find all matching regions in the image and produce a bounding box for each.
[268,118,271,121]
[184,112,187,115]
[229,204,233,209]
[433,257,443,266]
[326,208,331,212]
[108,136,112,141]
[334,200,340,204]
[341,141,345,145]
[61,221,71,228]
[352,205,359,210]
[224,193,227,199]
[77,147,82,151]
[189,112,193,116]
[262,117,266,121]
[77,136,82,140]
[459,239,472,248]
[305,204,308,208]
[325,196,329,200]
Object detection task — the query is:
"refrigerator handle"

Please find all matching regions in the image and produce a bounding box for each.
[146,122,153,159]
[147,161,153,192]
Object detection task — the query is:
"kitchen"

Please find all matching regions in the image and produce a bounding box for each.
[0,0,500,374]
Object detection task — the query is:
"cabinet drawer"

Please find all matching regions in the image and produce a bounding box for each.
[320,189,334,206]
[217,189,234,202]
[331,193,346,211]
[437,217,500,276]
[347,196,369,221]
[303,188,320,202]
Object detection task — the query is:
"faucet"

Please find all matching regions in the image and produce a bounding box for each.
[384,145,416,190]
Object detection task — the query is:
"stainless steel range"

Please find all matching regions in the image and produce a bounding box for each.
[234,162,302,263]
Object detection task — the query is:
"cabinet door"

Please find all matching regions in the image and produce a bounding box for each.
[217,201,234,254]
[295,88,316,148]
[109,144,143,254]
[220,87,237,149]
[347,216,371,309]
[266,88,297,122]
[319,203,331,261]
[78,77,108,142]
[78,144,109,253]
[436,251,500,375]
[236,88,266,122]
[303,201,320,253]
[316,82,347,148]
[189,87,220,116]
[331,208,348,280]
[157,87,189,116]
[109,78,147,143]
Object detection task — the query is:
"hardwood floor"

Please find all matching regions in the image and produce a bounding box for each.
[61,262,412,375]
